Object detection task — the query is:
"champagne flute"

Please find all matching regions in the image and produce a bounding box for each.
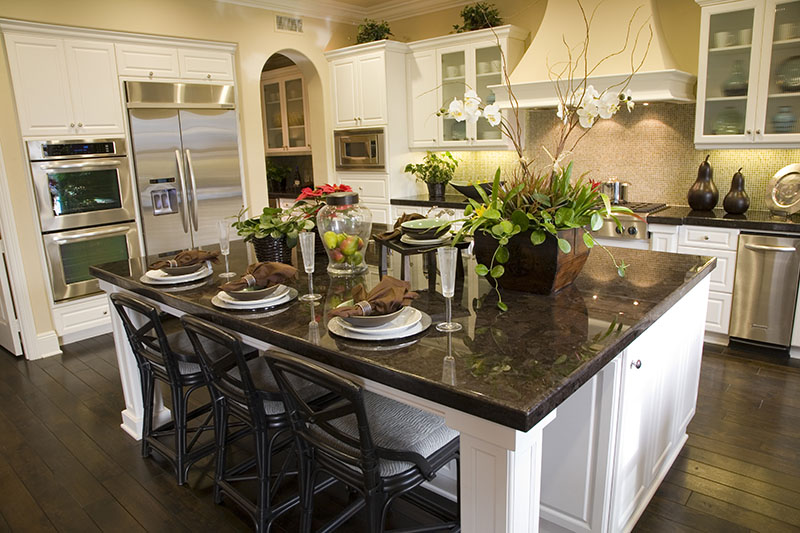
[218,220,236,279]
[299,231,322,302]
[442,331,456,385]
[436,246,462,332]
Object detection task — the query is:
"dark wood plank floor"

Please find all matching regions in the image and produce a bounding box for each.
[0,335,798,531]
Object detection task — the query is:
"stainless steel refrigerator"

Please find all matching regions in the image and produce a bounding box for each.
[126,81,243,257]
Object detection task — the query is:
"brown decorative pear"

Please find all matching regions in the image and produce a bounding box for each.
[723,167,750,215]
[687,155,719,211]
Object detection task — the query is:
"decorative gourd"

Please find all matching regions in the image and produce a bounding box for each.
[688,155,719,211]
[723,167,750,215]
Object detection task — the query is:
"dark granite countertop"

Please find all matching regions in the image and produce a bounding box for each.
[91,242,714,432]
[649,206,800,233]
[391,194,469,209]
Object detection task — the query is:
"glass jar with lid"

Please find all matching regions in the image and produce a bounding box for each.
[316,192,372,275]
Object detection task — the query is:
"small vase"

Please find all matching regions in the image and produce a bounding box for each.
[772,106,797,133]
[427,182,446,200]
[723,168,750,215]
[688,155,719,211]
[722,60,748,97]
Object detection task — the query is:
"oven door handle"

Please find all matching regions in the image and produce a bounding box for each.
[744,243,798,253]
[175,149,190,234]
[184,149,200,232]
[54,225,131,244]
[40,160,121,170]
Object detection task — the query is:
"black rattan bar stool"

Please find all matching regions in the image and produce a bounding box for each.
[266,351,461,533]
[180,315,334,532]
[109,293,216,485]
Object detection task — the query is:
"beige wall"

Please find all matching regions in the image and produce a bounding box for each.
[0,0,356,340]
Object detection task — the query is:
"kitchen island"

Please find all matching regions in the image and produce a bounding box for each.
[91,244,715,533]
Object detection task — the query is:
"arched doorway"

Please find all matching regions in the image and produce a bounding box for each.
[259,50,324,206]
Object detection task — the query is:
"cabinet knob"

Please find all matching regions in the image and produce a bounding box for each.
[148,71,154,77]
[78,122,83,127]
[703,235,709,240]
[746,130,752,134]
[207,74,211,79]
[69,122,75,127]
[630,359,642,369]
[756,129,761,135]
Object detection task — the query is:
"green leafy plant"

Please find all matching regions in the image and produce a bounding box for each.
[232,206,313,249]
[356,19,393,44]
[453,2,503,33]
[404,151,459,184]
[266,160,291,184]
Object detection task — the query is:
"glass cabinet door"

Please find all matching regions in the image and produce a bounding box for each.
[474,45,503,141]
[263,82,284,150]
[441,50,466,142]
[701,8,757,138]
[284,78,307,148]
[762,0,800,136]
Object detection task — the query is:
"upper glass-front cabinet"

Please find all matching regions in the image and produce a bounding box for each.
[696,0,800,147]
[260,66,310,154]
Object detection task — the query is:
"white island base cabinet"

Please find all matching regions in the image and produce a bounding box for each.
[540,275,708,533]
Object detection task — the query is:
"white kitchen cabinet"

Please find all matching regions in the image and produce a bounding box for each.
[261,66,311,154]
[649,223,679,252]
[675,225,739,336]
[695,0,800,147]
[406,25,527,150]
[51,293,111,344]
[328,45,399,128]
[541,277,708,533]
[4,34,123,136]
[115,43,180,78]
[178,48,233,81]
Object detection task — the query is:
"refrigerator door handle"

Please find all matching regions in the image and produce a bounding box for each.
[184,148,200,232]
[174,149,190,234]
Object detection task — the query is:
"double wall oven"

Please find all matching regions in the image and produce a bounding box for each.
[27,139,140,301]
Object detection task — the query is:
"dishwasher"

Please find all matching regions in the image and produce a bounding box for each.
[730,233,800,347]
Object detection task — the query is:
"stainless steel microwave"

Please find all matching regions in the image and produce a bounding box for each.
[334,129,385,171]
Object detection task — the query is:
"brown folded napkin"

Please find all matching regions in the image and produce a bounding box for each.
[373,212,426,242]
[149,249,219,270]
[328,276,418,318]
[220,262,297,292]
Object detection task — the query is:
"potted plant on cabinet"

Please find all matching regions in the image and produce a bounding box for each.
[232,206,313,265]
[404,151,459,200]
[356,19,393,44]
[446,0,652,309]
[453,2,503,33]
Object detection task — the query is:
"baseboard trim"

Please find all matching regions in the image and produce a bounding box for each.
[28,330,62,360]
[704,332,729,346]
[60,321,112,345]
[121,406,171,441]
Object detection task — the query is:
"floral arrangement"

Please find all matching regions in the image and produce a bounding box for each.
[446,0,652,310]
[293,183,353,225]
[232,206,313,249]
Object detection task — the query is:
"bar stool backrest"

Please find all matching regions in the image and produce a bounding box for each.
[109,293,182,382]
[266,352,382,485]
[180,315,261,418]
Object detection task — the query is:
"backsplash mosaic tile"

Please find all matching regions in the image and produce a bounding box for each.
[518,102,800,212]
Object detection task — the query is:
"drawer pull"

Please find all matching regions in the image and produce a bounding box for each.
[703,236,709,240]
[631,359,642,369]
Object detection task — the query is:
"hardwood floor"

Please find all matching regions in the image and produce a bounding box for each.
[0,335,798,531]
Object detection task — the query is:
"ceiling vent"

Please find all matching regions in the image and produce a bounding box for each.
[275,14,303,33]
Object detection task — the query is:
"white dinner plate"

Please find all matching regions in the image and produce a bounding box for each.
[216,285,290,306]
[337,307,422,336]
[211,287,297,310]
[328,310,431,341]
[400,234,452,246]
[140,264,213,285]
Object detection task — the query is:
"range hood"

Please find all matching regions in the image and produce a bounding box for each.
[494,0,699,108]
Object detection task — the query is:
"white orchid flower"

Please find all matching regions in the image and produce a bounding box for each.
[577,100,598,128]
[483,103,501,126]
[556,102,569,125]
[597,92,620,119]
[580,85,600,107]
[448,98,466,122]
[464,89,481,107]
[621,89,635,112]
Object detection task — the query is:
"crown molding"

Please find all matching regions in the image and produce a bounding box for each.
[217,0,473,24]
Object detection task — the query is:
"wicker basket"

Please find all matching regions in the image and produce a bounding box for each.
[251,236,293,265]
